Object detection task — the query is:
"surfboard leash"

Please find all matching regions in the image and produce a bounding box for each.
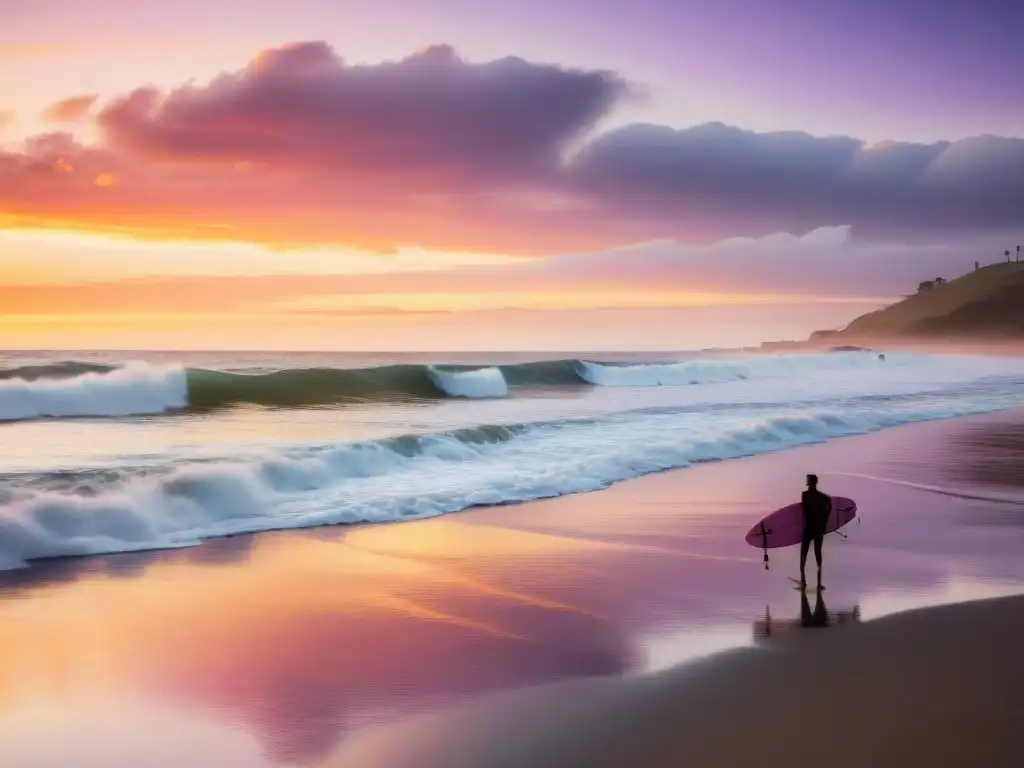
[760,522,770,570]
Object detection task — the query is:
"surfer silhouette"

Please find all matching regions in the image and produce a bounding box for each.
[799,474,831,590]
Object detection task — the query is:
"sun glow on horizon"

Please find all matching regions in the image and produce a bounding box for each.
[0,227,523,284]
[0,218,903,350]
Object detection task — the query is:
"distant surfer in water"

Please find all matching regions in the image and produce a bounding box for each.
[800,474,831,590]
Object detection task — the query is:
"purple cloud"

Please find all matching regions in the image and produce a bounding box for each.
[2,40,1024,253]
[98,41,629,185]
[569,123,1024,242]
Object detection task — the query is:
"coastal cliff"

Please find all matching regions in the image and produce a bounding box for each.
[763,262,1024,351]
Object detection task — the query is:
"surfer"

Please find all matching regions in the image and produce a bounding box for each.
[799,473,831,590]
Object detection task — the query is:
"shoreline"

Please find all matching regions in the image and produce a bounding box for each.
[0,409,1023,766]
[332,594,1024,767]
[5,398,1024,578]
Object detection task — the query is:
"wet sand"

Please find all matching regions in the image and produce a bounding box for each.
[332,595,1024,767]
[0,411,1023,766]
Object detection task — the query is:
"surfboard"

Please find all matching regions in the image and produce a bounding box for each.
[744,496,857,551]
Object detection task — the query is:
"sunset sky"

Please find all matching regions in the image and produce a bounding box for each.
[2,0,1023,350]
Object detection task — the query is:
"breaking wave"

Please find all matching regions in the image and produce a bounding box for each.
[0,362,188,422]
[0,351,891,421]
[0,387,1016,572]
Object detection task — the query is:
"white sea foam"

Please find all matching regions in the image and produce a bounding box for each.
[428,366,509,398]
[0,361,187,421]
[1,378,1020,571]
[0,350,964,421]
[578,351,885,387]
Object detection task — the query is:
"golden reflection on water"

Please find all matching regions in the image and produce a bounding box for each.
[0,517,637,760]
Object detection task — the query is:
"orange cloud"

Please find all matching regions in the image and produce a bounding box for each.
[52,157,75,173]
[0,37,218,60]
[0,40,1022,258]
[0,43,83,59]
[0,41,637,254]
[42,94,98,123]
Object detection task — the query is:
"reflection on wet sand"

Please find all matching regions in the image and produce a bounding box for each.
[0,521,648,765]
[0,411,1023,766]
[753,590,861,639]
[326,595,1024,768]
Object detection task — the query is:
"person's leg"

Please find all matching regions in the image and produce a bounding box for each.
[813,533,824,586]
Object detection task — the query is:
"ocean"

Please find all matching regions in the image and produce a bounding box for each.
[2,348,1024,573]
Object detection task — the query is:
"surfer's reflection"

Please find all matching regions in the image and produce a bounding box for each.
[753,592,860,639]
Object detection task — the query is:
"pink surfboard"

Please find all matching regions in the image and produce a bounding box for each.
[745,496,857,550]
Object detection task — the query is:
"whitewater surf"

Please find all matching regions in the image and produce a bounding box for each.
[0,350,937,420]
[2,348,1024,572]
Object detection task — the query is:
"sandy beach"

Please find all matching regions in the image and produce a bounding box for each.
[334,595,1024,768]
[7,2,1024,765]
[1,410,1023,767]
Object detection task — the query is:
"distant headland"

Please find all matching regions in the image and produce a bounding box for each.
[762,255,1024,353]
